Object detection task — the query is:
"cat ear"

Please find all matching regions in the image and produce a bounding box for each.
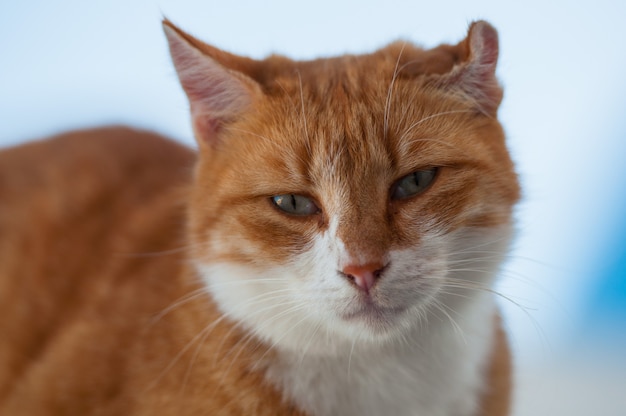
[436,21,502,115]
[163,20,262,147]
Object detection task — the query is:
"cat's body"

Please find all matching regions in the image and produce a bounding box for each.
[0,20,518,416]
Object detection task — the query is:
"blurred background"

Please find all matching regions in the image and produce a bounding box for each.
[1,1,625,414]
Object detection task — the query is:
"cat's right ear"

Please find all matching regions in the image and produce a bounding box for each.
[163,20,262,148]
[430,21,503,116]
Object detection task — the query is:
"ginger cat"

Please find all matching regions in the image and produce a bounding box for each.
[0,20,519,416]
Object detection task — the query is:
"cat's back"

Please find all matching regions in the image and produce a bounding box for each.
[0,127,195,411]
[0,126,194,215]
[0,127,194,268]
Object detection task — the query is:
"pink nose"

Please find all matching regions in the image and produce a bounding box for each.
[341,262,386,293]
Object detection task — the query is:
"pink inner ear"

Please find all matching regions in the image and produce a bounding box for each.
[470,22,499,70]
[461,21,502,115]
[163,25,259,146]
[183,69,254,146]
[191,109,223,142]
[437,21,502,116]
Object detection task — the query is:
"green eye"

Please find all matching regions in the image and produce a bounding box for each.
[391,168,437,200]
[271,194,320,216]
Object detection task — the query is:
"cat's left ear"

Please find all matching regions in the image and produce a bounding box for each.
[163,20,263,148]
[436,21,503,116]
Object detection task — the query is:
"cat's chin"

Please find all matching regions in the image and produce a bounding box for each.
[272,316,415,357]
[335,295,411,331]
[332,301,423,343]
[291,291,427,353]
[341,304,408,323]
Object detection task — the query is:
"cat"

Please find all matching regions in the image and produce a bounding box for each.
[0,19,519,416]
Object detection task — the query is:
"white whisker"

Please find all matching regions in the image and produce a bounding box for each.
[147,287,209,328]
[427,297,466,343]
[219,303,312,384]
[228,126,274,143]
[296,70,313,160]
[384,42,407,140]
[398,110,475,143]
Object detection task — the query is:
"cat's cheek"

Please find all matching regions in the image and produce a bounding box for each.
[196,262,310,342]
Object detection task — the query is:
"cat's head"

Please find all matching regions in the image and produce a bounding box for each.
[165,20,519,353]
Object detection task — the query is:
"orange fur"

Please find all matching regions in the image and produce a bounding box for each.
[0,128,303,415]
[0,20,518,415]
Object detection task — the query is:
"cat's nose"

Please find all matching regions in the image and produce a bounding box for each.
[340,262,387,293]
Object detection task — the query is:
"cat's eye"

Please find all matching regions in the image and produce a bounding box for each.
[271,194,320,216]
[391,168,438,200]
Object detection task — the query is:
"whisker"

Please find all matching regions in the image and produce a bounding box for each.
[384,42,407,140]
[256,308,317,363]
[439,278,547,344]
[179,291,300,394]
[219,303,311,384]
[206,278,293,287]
[228,126,274,143]
[427,298,466,342]
[398,110,475,143]
[147,287,209,328]
[117,239,216,260]
[275,79,299,113]
[442,278,534,310]
[297,319,324,368]
[214,296,304,363]
[180,316,216,395]
[150,290,301,392]
[347,331,358,381]
[296,70,313,159]
[144,313,230,393]
[115,246,192,258]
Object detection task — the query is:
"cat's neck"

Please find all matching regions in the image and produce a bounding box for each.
[263,292,497,416]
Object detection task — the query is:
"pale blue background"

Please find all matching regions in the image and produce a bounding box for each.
[1,1,625,414]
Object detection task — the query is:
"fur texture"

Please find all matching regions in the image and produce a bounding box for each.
[0,20,518,415]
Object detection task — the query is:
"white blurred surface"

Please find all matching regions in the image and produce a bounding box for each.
[514,345,626,416]
[1,1,625,414]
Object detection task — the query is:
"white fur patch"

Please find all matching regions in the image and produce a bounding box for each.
[197,224,513,415]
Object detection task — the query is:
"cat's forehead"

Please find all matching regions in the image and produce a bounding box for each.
[260,41,461,97]
[227,84,481,198]
[245,65,478,172]
[251,43,475,157]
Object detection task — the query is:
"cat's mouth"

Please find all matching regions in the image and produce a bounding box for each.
[340,301,408,326]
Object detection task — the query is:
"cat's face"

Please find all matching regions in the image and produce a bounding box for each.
[165,21,519,353]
